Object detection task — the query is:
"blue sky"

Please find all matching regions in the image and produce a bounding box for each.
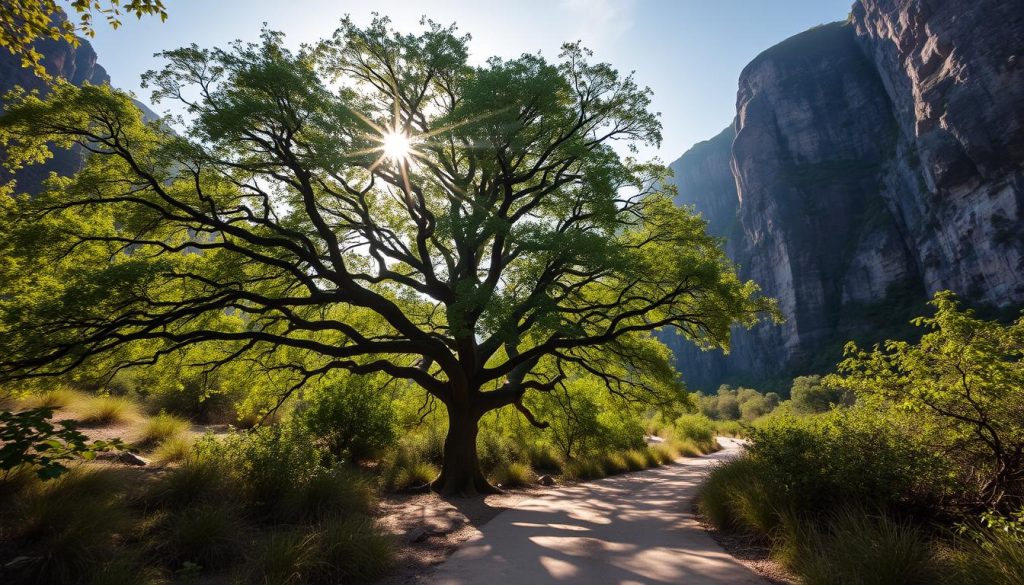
[83,0,853,161]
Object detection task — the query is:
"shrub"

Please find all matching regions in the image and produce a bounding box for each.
[713,419,746,438]
[672,414,717,452]
[672,439,704,457]
[78,395,135,426]
[491,461,534,488]
[747,408,949,515]
[477,427,527,476]
[789,375,853,414]
[526,442,564,472]
[196,426,320,513]
[148,453,236,508]
[137,412,189,448]
[161,503,245,569]
[698,457,778,533]
[641,447,661,468]
[946,526,1024,585]
[295,374,397,464]
[828,291,1024,509]
[284,467,376,522]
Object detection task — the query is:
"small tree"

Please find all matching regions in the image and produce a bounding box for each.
[828,292,1024,509]
[0,19,772,494]
[790,375,852,414]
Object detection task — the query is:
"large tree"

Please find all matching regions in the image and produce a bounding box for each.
[0,18,772,494]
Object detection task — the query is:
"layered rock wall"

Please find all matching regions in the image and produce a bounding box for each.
[666,0,1024,391]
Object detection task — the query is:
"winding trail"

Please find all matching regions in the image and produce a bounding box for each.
[428,438,763,585]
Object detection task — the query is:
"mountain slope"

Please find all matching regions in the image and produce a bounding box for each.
[665,0,1024,391]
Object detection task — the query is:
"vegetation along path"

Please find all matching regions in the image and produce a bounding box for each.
[428,438,762,585]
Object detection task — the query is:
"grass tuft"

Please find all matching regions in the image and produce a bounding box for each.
[601,452,629,475]
[563,457,606,481]
[11,467,131,585]
[17,387,80,410]
[150,435,194,466]
[623,449,649,471]
[137,412,189,448]
[491,461,534,488]
[78,395,135,426]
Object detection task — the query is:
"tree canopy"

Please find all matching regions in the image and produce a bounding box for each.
[0,1,168,77]
[0,18,773,494]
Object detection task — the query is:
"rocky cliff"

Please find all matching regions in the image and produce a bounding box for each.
[0,34,157,194]
[665,0,1024,392]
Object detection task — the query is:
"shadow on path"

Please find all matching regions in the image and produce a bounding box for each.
[426,438,763,585]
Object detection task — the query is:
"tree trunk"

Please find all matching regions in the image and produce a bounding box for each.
[432,404,500,496]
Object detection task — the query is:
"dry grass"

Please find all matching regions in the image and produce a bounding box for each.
[77,395,137,426]
[137,413,189,448]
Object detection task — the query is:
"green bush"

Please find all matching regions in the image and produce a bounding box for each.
[790,375,853,414]
[641,447,661,468]
[161,503,245,569]
[195,426,321,514]
[478,426,527,476]
[747,408,948,515]
[295,374,397,464]
[672,414,717,452]
[698,457,777,533]
[150,435,193,465]
[284,467,376,522]
[147,453,237,508]
[650,444,678,464]
[525,442,564,472]
[946,526,1024,585]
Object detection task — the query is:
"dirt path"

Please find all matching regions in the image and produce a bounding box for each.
[425,438,763,585]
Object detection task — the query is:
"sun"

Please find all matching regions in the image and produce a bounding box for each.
[382,130,413,163]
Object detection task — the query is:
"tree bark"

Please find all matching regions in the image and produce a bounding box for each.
[432,403,500,496]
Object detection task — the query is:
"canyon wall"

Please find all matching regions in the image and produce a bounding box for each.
[664,0,1024,391]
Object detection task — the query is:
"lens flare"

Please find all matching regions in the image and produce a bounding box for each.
[382,130,412,163]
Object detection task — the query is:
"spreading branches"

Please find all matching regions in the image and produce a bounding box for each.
[0,17,773,425]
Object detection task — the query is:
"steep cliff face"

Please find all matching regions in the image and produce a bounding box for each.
[0,36,156,195]
[852,0,1024,304]
[668,0,1024,391]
